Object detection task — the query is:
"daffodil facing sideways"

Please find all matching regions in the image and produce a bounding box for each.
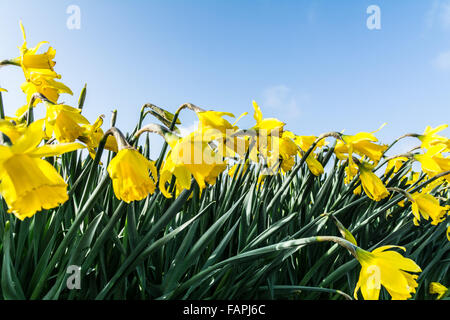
[344,160,359,185]
[242,101,290,174]
[409,192,449,226]
[417,125,448,150]
[353,246,422,300]
[158,129,227,198]
[251,100,285,135]
[248,131,299,174]
[134,123,228,198]
[11,22,73,117]
[277,132,303,173]
[78,115,118,159]
[0,120,85,220]
[196,110,249,159]
[196,110,237,134]
[385,156,409,177]
[357,161,390,201]
[106,127,157,203]
[414,145,450,182]
[288,133,326,176]
[429,282,448,300]
[15,21,59,80]
[16,73,73,116]
[44,104,90,143]
[334,124,388,165]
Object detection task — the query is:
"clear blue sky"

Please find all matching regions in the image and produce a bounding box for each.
[1,0,449,157]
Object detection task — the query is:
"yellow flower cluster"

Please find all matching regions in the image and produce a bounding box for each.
[0,23,117,219]
[0,22,448,301]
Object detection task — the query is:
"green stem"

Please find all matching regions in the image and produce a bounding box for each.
[0,59,21,67]
[257,285,353,300]
[30,174,110,299]
[159,235,356,299]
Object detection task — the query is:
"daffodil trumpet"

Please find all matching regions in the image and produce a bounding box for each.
[133,123,179,196]
[105,127,158,203]
[319,229,422,301]
[353,159,390,201]
[0,120,85,219]
[353,246,421,300]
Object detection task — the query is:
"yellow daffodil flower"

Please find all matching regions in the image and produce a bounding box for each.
[276,132,299,173]
[251,100,285,135]
[0,120,27,143]
[291,134,325,176]
[358,161,390,201]
[196,110,248,159]
[335,128,388,165]
[344,160,359,185]
[107,148,157,203]
[45,104,90,143]
[228,159,250,178]
[414,145,450,181]
[13,22,72,117]
[244,101,287,172]
[354,246,421,300]
[197,111,236,133]
[409,192,449,226]
[0,120,84,220]
[385,156,409,176]
[78,115,118,159]
[159,130,227,198]
[16,73,73,116]
[159,151,192,198]
[16,21,59,80]
[437,139,450,152]
[417,125,448,150]
[429,282,448,300]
